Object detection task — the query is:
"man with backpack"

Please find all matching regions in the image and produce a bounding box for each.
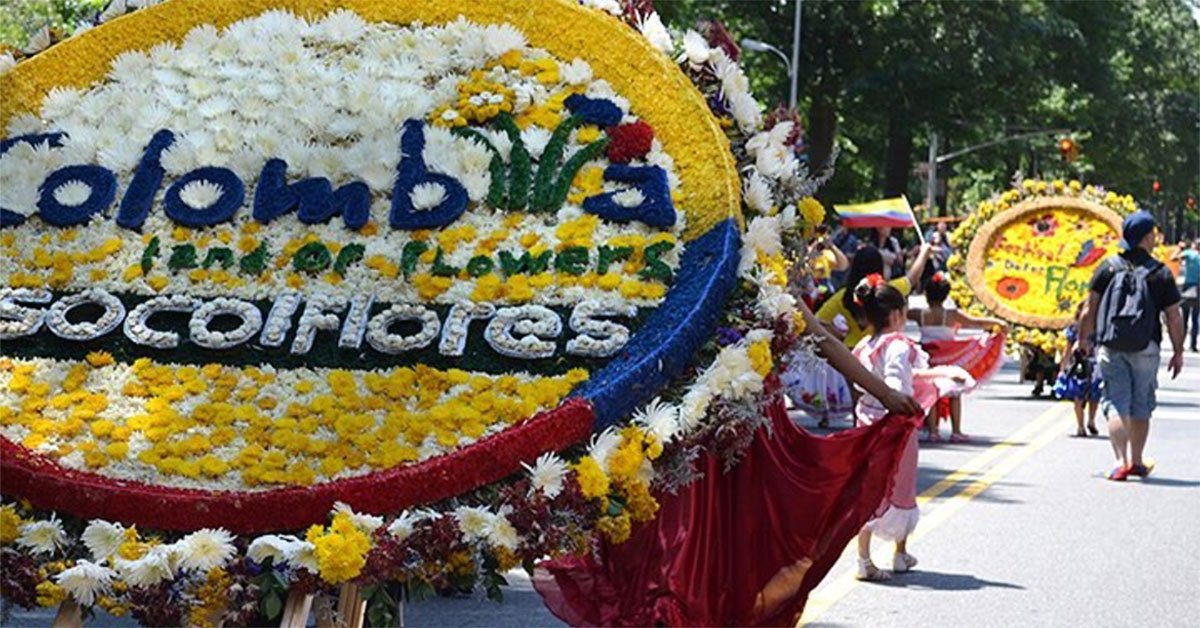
[1079,211,1185,481]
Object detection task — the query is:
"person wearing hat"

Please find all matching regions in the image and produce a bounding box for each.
[1079,211,1185,481]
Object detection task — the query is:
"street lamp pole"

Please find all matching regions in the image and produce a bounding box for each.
[740,0,802,111]
[924,127,1072,215]
[789,0,801,111]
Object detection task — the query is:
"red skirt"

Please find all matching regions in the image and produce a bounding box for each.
[534,392,921,627]
[922,331,1007,385]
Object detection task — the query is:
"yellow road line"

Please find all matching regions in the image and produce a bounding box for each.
[797,403,1071,626]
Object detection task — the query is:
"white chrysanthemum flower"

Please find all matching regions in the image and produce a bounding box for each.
[116,545,175,588]
[178,180,225,210]
[479,128,513,162]
[52,180,93,207]
[98,141,143,172]
[0,52,16,75]
[637,12,673,55]
[25,26,51,54]
[16,516,68,556]
[587,427,621,469]
[483,23,526,57]
[743,171,773,213]
[41,86,82,119]
[81,520,125,563]
[313,9,368,43]
[108,49,151,83]
[521,126,553,159]
[522,452,568,498]
[386,510,428,542]
[291,541,319,573]
[6,113,44,136]
[739,215,783,275]
[332,502,385,533]
[410,182,447,211]
[560,58,593,85]
[485,514,520,551]
[99,0,127,22]
[679,30,713,66]
[580,0,623,15]
[633,397,681,443]
[176,528,236,573]
[247,535,301,565]
[729,92,762,134]
[55,560,113,607]
[612,188,645,208]
[678,386,713,431]
[454,506,495,541]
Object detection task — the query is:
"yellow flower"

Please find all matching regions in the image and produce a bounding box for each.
[306,512,371,585]
[85,351,114,368]
[798,197,825,229]
[748,339,773,377]
[0,505,24,544]
[572,456,610,501]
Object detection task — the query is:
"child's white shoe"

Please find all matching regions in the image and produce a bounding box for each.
[855,558,890,582]
[892,552,918,573]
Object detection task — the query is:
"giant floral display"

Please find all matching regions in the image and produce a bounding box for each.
[947,179,1136,355]
[0,0,829,625]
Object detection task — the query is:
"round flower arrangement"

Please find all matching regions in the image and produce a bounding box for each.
[947,179,1136,356]
[0,0,826,624]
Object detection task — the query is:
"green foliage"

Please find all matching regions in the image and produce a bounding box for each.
[661,0,1199,236]
[0,0,103,48]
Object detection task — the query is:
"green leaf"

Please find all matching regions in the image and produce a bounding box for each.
[261,590,282,620]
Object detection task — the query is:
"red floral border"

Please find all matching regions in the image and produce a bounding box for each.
[0,398,594,533]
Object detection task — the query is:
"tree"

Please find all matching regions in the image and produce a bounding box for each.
[659,0,1199,227]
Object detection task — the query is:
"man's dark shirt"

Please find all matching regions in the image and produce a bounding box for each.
[1090,248,1181,345]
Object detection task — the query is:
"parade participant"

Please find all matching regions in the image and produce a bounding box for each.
[1054,303,1101,437]
[1175,238,1199,352]
[849,277,972,581]
[910,271,1008,442]
[1079,211,1185,481]
[795,224,849,311]
[792,244,929,427]
[870,226,905,279]
[816,244,933,349]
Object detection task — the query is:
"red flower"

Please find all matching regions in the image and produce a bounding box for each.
[605,121,654,163]
[995,276,1030,300]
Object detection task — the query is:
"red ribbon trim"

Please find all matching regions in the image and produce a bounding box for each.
[0,398,594,533]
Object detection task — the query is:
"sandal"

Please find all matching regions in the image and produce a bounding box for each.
[1087,424,1099,436]
[892,552,918,573]
[1072,428,1087,438]
[949,433,971,443]
[855,558,891,582]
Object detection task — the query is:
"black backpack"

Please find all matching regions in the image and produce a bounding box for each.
[1096,256,1162,352]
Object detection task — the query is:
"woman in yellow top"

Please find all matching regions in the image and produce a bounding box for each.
[818,244,932,349]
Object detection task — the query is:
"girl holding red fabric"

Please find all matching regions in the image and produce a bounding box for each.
[851,276,973,581]
[909,271,1008,442]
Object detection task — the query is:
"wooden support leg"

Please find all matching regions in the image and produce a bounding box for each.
[334,584,366,628]
[279,591,314,628]
[51,600,82,628]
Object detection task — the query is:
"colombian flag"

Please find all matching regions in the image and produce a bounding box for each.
[834,196,917,229]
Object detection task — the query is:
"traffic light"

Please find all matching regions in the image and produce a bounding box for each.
[1058,138,1079,162]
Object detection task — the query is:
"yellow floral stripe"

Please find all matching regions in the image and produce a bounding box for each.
[0,0,741,240]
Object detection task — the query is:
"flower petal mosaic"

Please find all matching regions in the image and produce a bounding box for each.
[1,0,827,623]
[948,179,1135,354]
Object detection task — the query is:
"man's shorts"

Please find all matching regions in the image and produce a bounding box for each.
[1098,342,1160,420]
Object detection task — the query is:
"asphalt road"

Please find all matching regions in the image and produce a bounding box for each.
[4,344,1198,627]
